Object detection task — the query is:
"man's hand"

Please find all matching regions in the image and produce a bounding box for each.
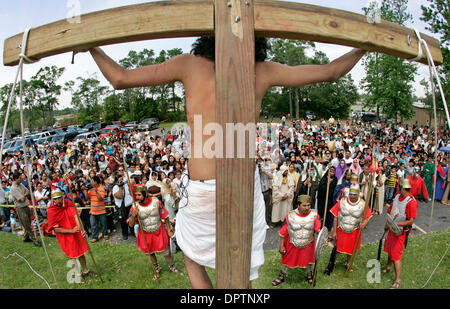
[330,229,337,240]
[132,206,139,217]
[360,220,368,230]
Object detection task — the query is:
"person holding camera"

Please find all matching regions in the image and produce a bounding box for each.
[10,172,41,247]
[113,167,134,240]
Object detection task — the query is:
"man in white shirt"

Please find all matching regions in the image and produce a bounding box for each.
[112,169,134,240]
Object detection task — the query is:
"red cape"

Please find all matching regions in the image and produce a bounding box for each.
[47,199,88,259]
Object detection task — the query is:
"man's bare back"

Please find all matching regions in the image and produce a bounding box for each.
[89,46,366,181]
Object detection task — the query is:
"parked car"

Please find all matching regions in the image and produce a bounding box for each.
[5,137,35,154]
[305,111,316,121]
[67,125,88,134]
[84,122,108,132]
[1,140,15,154]
[99,127,127,139]
[112,121,127,127]
[361,113,379,122]
[74,131,101,142]
[126,121,138,129]
[138,118,159,131]
[351,111,363,118]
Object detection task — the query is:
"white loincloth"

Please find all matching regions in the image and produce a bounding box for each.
[175,169,267,281]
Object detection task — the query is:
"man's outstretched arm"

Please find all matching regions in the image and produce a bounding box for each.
[261,48,367,88]
[89,47,191,90]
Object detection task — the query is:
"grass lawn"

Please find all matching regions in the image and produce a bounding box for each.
[0,228,448,289]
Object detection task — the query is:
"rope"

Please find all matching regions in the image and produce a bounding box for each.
[0,29,59,289]
[421,243,450,288]
[409,29,450,130]
[3,252,52,289]
[410,28,447,286]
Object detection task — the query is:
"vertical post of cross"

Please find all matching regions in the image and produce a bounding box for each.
[215,0,256,289]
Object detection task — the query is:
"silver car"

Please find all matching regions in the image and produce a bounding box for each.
[138,118,159,131]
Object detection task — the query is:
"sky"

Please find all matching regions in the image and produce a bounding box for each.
[0,0,441,110]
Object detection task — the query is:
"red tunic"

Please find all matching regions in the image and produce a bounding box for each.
[407,175,429,199]
[47,199,88,259]
[279,211,321,268]
[130,198,169,254]
[330,198,373,255]
[384,194,418,261]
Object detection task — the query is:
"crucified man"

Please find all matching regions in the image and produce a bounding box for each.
[86,36,366,288]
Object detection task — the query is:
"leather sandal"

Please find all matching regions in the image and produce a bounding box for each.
[307,271,313,284]
[154,263,161,278]
[169,264,184,276]
[345,263,354,273]
[82,270,98,278]
[381,268,392,274]
[272,271,286,286]
[390,280,401,289]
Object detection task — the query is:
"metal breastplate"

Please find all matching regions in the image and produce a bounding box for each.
[339,199,365,233]
[391,195,411,223]
[287,210,317,249]
[138,199,161,233]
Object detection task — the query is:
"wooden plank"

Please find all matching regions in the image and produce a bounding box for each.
[254,0,443,65]
[3,0,214,66]
[215,0,256,289]
[4,0,442,66]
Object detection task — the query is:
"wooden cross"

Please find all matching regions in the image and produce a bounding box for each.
[4,0,443,289]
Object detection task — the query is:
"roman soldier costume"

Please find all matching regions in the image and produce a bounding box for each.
[384,178,418,261]
[330,183,372,255]
[131,185,170,254]
[273,195,321,286]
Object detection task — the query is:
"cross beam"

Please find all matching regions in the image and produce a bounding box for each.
[3,0,443,66]
[3,0,444,289]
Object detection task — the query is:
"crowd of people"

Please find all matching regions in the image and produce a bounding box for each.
[0,115,448,287]
[256,116,450,233]
[0,128,188,246]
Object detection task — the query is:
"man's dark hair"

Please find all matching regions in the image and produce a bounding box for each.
[12,172,21,181]
[92,175,101,184]
[191,36,269,62]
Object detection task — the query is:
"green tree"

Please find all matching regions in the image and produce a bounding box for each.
[66,75,110,125]
[28,66,65,127]
[361,0,418,123]
[117,47,185,122]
